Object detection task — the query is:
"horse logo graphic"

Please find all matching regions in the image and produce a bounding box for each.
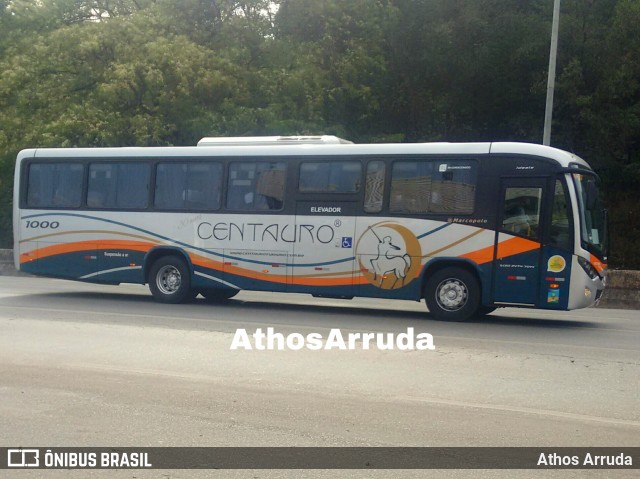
[356,222,422,290]
[369,230,412,288]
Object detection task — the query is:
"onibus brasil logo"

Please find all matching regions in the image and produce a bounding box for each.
[356,222,422,290]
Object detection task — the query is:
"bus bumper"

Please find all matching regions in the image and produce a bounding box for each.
[568,255,606,310]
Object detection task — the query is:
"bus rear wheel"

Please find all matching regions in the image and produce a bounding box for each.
[148,256,196,304]
[424,267,480,321]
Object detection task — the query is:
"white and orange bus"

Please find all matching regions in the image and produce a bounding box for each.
[13,137,607,320]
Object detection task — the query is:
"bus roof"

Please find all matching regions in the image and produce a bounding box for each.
[17,141,591,170]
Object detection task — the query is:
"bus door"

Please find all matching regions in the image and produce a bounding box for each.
[294,201,357,297]
[492,177,547,306]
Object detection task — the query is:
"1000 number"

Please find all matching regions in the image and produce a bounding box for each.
[25,220,59,229]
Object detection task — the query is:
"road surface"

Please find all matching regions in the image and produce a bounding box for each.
[0,276,638,478]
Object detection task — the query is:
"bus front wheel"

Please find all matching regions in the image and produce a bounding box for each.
[148,256,196,304]
[424,267,480,321]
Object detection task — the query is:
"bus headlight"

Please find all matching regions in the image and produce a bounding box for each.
[577,256,599,280]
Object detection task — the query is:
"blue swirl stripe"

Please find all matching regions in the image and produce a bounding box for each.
[21,212,355,268]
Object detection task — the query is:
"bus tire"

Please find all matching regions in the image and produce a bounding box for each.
[200,288,239,302]
[424,267,480,321]
[148,256,195,304]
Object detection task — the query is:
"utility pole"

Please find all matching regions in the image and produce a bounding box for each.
[543,0,561,146]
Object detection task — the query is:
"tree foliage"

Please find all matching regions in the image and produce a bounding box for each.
[1,0,639,267]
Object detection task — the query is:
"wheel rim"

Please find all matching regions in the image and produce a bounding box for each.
[156,265,182,295]
[435,277,468,311]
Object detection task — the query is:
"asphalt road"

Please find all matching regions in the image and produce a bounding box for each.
[0,276,638,479]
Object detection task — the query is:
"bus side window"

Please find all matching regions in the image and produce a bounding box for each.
[155,162,222,210]
[27,163,83,208]
[502,187,542,239]
[227,162,286,211]
[429,161,477,214]
[88,163,150,209]
[389,161,432,214]
[256,168,285,210]
[299,162,361,193]
[364,161,385,213]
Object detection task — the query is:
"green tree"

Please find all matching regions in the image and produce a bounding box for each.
[276,0,399,140]
[1,0,639,267]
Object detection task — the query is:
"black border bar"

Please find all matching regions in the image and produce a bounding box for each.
[2,447,638,469]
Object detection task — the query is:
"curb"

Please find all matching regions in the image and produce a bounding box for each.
[0,249,27,277]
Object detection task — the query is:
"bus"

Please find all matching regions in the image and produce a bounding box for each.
[13,137,608,321]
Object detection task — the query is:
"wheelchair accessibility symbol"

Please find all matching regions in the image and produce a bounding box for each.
[341,237,353,248]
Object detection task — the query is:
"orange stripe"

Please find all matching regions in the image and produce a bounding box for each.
[22,236,543,285]
[20,240,157,264]
[190,252,359,286]
[496,236,540,259]
[21,241,377,288]
[19,230,157,244]
[590,254,607,274]
[460,236,540,265]
[190,253,225,273]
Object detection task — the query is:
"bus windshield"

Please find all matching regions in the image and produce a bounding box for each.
[573,173,607,260]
